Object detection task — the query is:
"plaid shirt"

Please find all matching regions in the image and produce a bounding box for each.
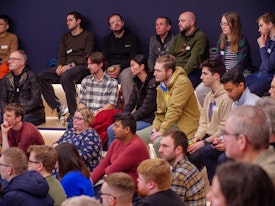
[171,156,207,206]
[79,72,118,113]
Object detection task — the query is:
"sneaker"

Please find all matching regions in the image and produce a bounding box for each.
[57,105,68,119]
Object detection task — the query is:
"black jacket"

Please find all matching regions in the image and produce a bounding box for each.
[124,73,157,123]
[1,66,45,125]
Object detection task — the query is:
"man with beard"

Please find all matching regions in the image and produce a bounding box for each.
[135,158,183,206]
[245,12,275,96]
[167,11,209,87]
[158,129,206,206]
[38,11,94,122]
[102,13,140,105]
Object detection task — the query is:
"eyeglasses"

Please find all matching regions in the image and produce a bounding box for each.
[99,191,117,199]
[220,22,229,27]
[8,58,22,62]
[221,130,240,138]
[0,162,11,168]
[28,159,41,164]
[73,116,84,121]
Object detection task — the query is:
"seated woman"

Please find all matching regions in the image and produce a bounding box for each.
[207,161,275,206]
[53,108,102,172]
[107,54,157,146]
[196,11,252,106]
[55,142,94,198]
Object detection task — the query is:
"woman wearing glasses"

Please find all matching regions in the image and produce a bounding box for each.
[53,107,102,172]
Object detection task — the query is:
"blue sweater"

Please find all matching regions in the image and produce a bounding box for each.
[61,170,94,198]
[259,38,275,74]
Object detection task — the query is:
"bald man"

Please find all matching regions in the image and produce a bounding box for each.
[167,11,209,87]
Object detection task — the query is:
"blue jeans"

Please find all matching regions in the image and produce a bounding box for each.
[245,72,273,96]
[107,121,151,147]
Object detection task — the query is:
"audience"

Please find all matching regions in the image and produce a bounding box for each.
[137,55,200,156]
[196,11,253,106]
[27,145,66,206]
[207,161,275,206]
[100,172,135,206]
[167,11,209,87]
[1,50,45,126]
[0,14,18,80]
[0,147,54,206]
[245,12,275,96]
[159,129,206,206]
[54,107,102,172]
[38,11,94,121]
[148,17,174,72]
[91,113,149,189]
[62,196,101,206]
[1,102,44,154]
[55,142,94,198]
[135,158,184,206]
[102,13,140,105]
[224,105,275,187]
[107,54,157,146]
[188,59,232,175]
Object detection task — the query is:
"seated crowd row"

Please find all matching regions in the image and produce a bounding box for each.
[0,10,275,206]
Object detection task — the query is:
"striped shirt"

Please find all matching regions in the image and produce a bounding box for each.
[224,45,237,71]
[79,72,118,113]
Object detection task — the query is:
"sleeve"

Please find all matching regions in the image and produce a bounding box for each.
[57,35,67,65]
[132,80,157,121]
[10,34,18,53]
[259,40,275,73]
[148,36,156,72]
[123,87,137,113]
[75,32,95,65]
[0,77,9,112]
[183,34,209,74]
[102,35,112,68]
[107,80,119,106]
[79,78,88,105]
[233,36,251,72]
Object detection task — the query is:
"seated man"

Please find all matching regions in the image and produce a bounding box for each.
[1,102,45,154]
[0,147,53,205]
[159,129,206,206]
[100,172,135,206]
[0,14,18,79]
[79,51,118,115]
[1,50,45,126]
[167,11,209,87]
[245,12,275,96]
[137,55,200,156]
[38,11,94,121]
[148,16,174,72]
[27,145,66,206]
[135,158,183,206]
[187,59,232,177]
[91,113,149,189]
[102,13,140,105]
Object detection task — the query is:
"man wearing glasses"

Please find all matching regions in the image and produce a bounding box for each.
[100,172,135,206]
[0,50,45,126]
[0,147,54,205]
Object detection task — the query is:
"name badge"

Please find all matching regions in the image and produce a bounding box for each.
[125,44,131,47]
[267,48,271,54]
[1,45,8,49]
[220,51,224,55]
[66,49,72,54]
[213,106,219,112]
[186,46,191,50]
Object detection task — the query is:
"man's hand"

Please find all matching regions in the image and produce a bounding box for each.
[257,33,267,48]
[1,121,13,134]
[56,65,63,76]
[107,65,121,78]
[212,136,225,151]
[187,139,204,154]
[150,128,161,143]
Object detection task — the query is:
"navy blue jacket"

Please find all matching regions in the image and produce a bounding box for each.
[0,171,54,206]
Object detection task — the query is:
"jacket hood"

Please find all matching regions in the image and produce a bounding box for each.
[166,66,187,89]
[4,170,49,198]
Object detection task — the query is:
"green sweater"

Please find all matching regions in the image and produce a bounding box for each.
[46,175,66,206]
[167,27,209,75]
